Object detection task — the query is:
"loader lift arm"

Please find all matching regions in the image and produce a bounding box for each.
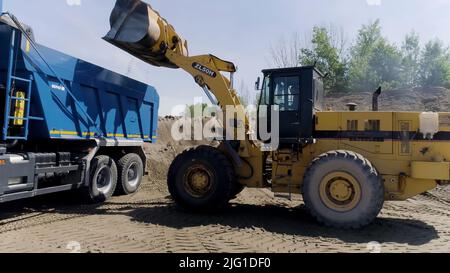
[104,0,265,187]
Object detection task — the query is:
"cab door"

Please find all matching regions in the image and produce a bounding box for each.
[272,75,301,142]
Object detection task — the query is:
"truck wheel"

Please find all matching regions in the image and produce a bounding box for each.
[302,150,384,229]
[115,153,144,195]
[84,155,118,203]
[168,146,235,211]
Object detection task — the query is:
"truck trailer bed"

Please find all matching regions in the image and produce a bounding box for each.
[0,16,159,143]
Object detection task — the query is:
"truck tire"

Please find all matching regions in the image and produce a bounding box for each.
[115,153,144,195]
[84,155,118,203]
[302,150,384,229]
[168,146,235,211]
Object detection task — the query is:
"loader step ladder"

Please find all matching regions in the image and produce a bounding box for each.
[273,150,299,201]
[2,28,40,141]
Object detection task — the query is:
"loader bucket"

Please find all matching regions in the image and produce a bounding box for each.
[103,0,187,69]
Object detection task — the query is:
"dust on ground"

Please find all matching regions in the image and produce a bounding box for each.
[1,90,450,253]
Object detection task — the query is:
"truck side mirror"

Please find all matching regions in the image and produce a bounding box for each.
[255,77,261,91]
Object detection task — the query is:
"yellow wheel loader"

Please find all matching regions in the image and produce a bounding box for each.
[104,0,449,229]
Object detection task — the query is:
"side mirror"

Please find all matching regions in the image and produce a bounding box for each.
[255,77,261,91]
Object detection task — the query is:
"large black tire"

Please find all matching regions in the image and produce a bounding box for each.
[168,145,236,211]
[115,153,144,195]
[302,150,384,229]
[229,183,245,200]
[83,155,118,203]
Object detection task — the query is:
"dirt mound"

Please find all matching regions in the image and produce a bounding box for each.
[326,87,450,112]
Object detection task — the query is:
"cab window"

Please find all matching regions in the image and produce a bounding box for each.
[259,76,271,106]
[273,76,300,111]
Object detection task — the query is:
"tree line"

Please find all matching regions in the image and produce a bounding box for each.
[271,20,450,92]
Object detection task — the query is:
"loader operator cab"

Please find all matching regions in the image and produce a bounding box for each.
[258,66,324,146]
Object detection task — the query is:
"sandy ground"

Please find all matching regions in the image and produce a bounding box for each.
[0,179,449,253]
[0,115,450,253]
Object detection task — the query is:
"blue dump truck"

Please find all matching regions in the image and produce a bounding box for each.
[0,14,159,203]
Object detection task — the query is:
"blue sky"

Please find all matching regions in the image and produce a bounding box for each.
[3,0,450,114]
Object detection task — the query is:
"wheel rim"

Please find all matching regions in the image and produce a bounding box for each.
[319,171,362,212]
[96,166,113,194]
[126,162,140,188]
[183,164,214,198]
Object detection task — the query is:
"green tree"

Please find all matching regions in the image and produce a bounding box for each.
[348,20,382,91]
[419,39,450,88]
[348,20,402,91]
[299,26,347,91]
[353,20,382,57]
[368,39,403,90]
[271,20,450,93]
[401,32,421,88]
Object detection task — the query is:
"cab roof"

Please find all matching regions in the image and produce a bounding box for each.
[262,66,325,77]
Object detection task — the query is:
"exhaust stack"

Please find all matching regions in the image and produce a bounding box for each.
[372,87,382,112]
[103,0,188,69]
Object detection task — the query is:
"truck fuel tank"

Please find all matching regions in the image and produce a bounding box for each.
[103,0,188,69]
